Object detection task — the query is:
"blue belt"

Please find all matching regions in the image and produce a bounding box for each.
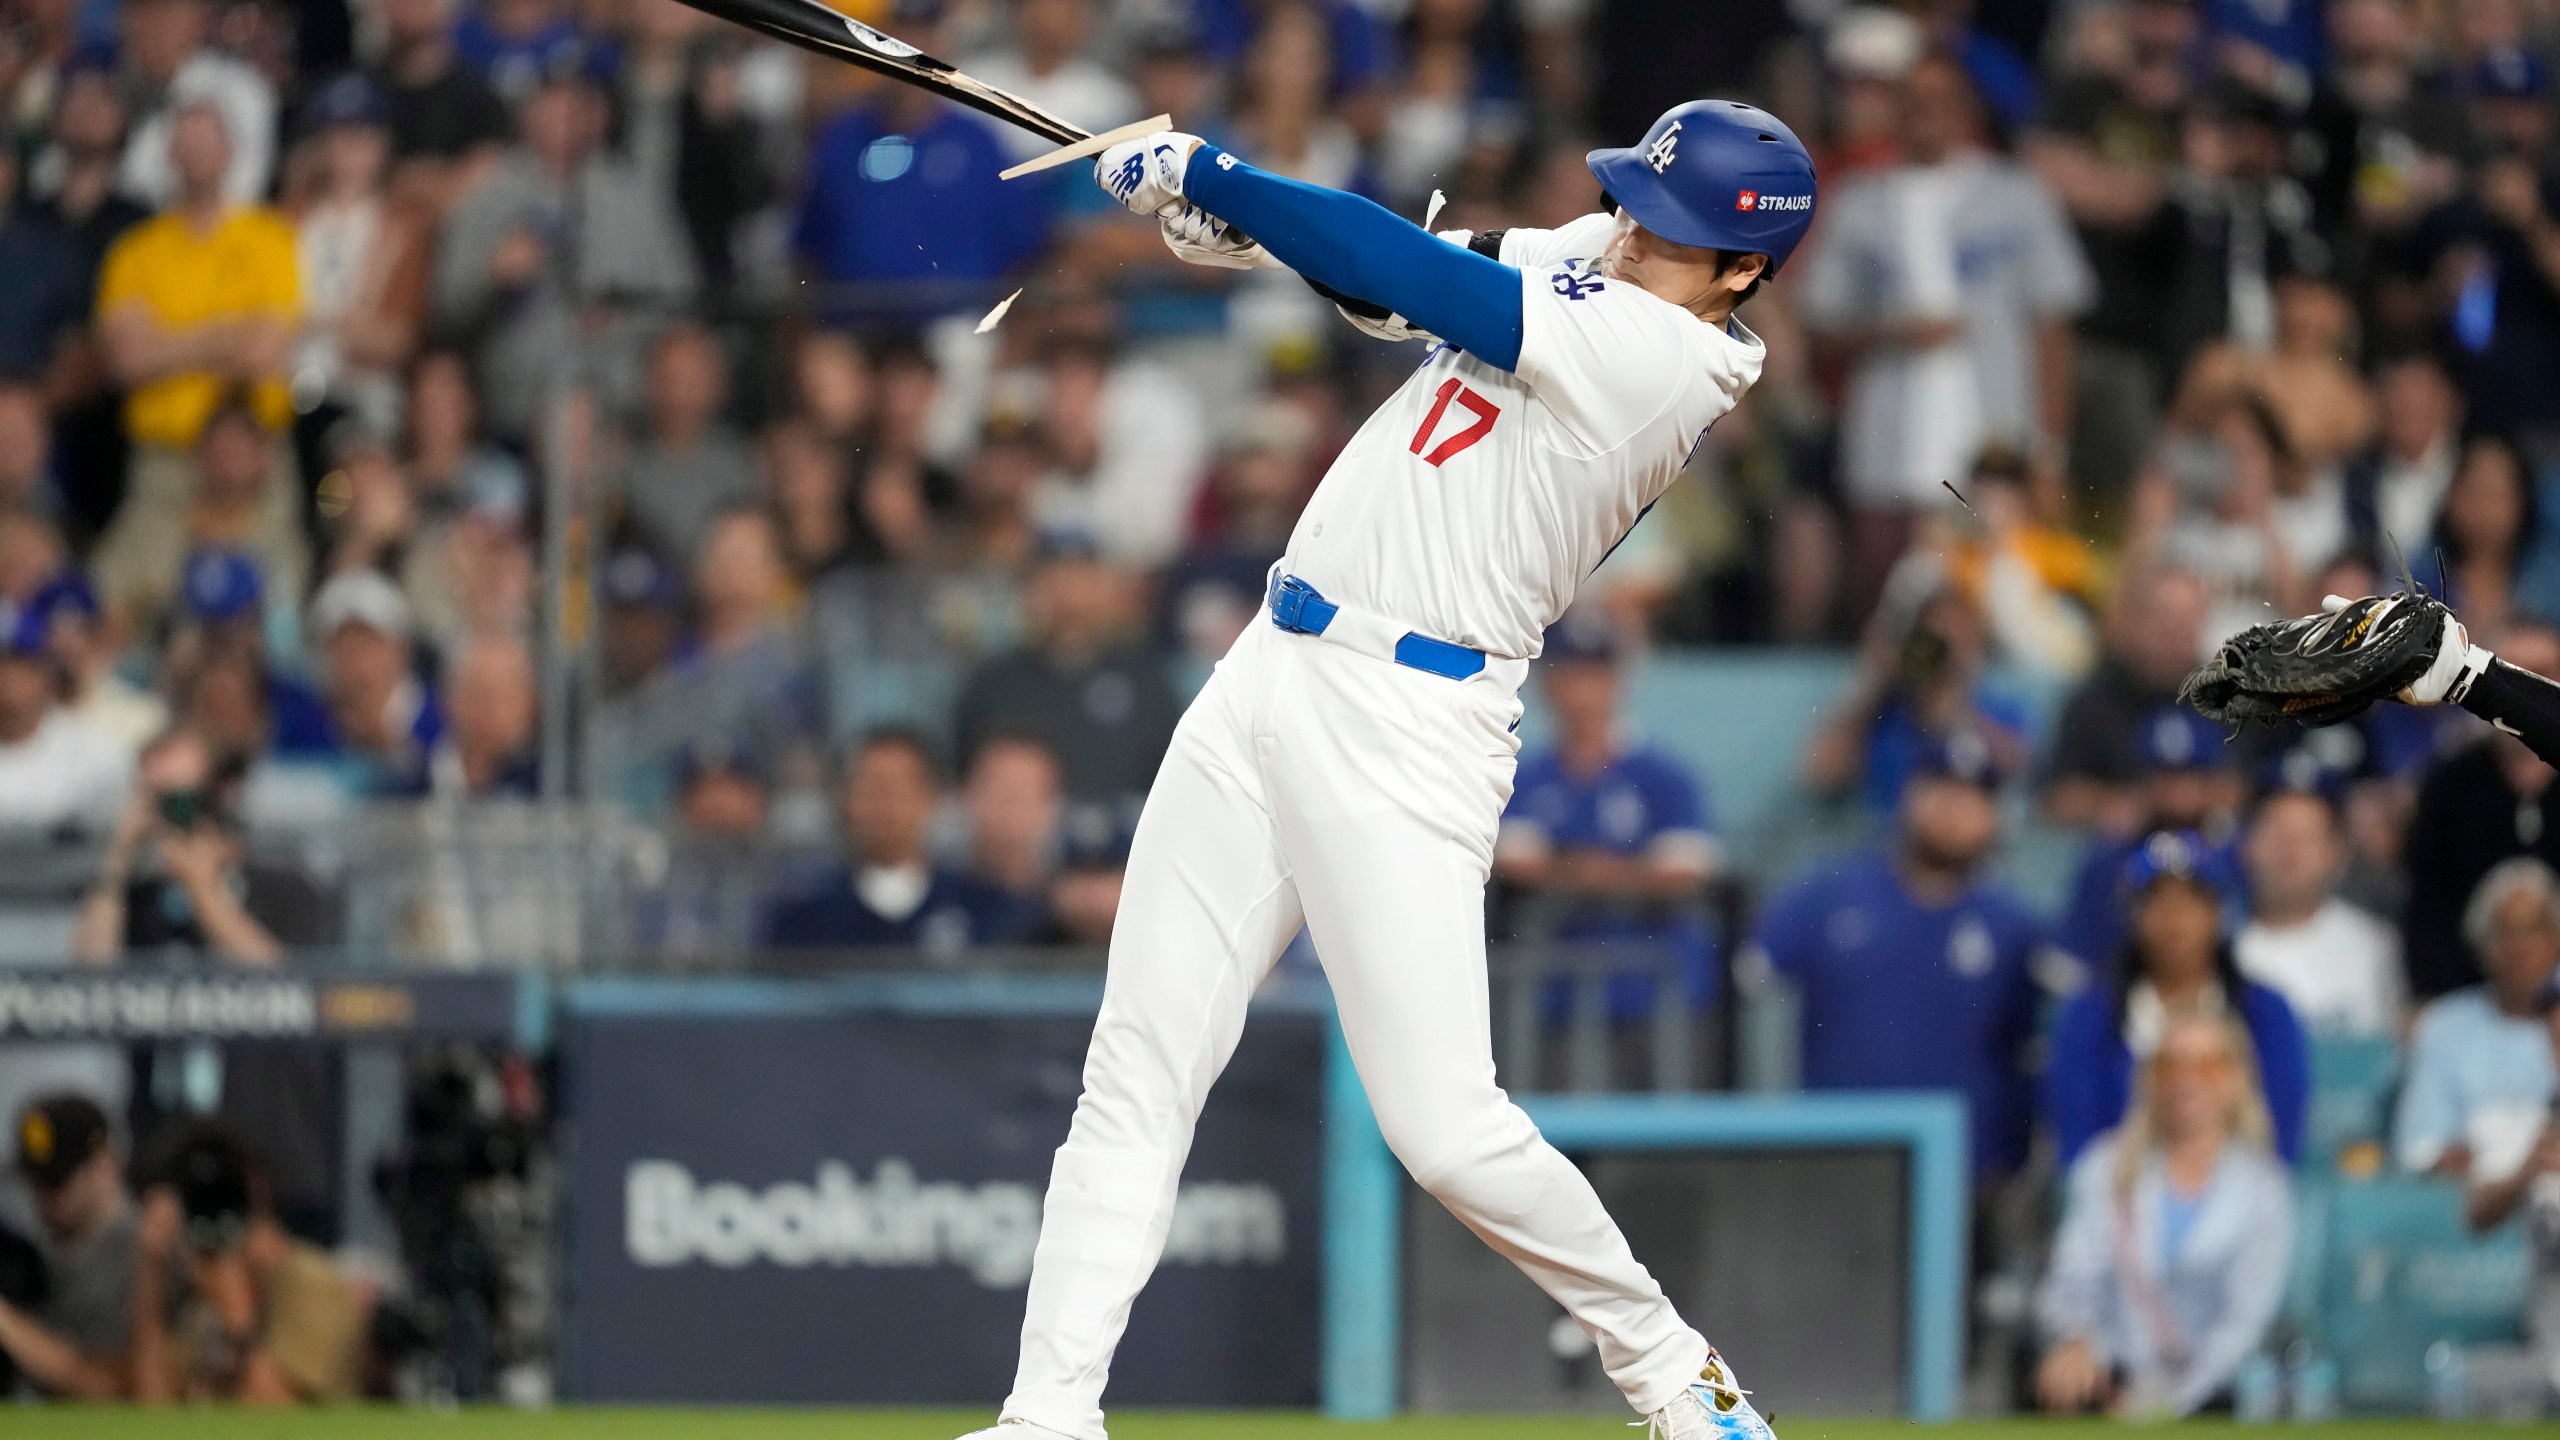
[1267,574,1487,681]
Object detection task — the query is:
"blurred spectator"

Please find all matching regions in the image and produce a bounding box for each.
[130,1127,363,1403]
[619,6,782,298]
[765,419,855,580]
[1795,53,2093,607]
[958,733,1063,936]
[2057,706,2244,965]
[2044,566,2218,832]
[403,348,525,519]
[954,539,1178,820]
[2405,625,2560,999]
[596,508,817,813]
[788,328,872,454]
[0,1094,131,1398]
[96,102,300,547]
[2023,0,2197,471]
[29,570,166,749]
[0,150,88,390]
[2033,1010,2292,1419]
[1375,0,1521,212]
[964,0,1138,162]
[28,67,148,274]
[2408,433,2560,632]
[305,569,441,790]
[90,400,308,642]
[418,631,538,798]
[2235,783,2405,1036]
[2128,387,2307,648]
[114,0,276,208]
[674,733,767,840]
[1805,569,2029,813]
[2417,124,2560,438]
[454,0,597,105]
[642,733,773,965]
[72,730,340,1231]
[72,728,327,965]
[618,322,758,562]
[159,547,331,754]
[1224,1,1369,192]
[433,64,695,441]
[0,593,127,834]
[597,546,680,698]
[1495,618,1720,1029]
[764,728,1037,953]
[1933,446,2099,680]
[2045,831,2310,1168]
[2396,857,2560,1231]
[792,3,1046,326]
[0,383,59,521]
[371,0,513,206]
[1158,400,1312,667]
[287,74,424,441]
[2342,352,2462,558]
[1748,733,2047,1177]
[1029,331,1211,569]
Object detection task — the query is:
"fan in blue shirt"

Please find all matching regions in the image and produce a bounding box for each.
[764,729,1044,956]
[1749,733,2051,1177]
[793,78,1052,328]
[2043,830,2311,1168]
[2057,705,2244,966]
[1494,618,1719,1022]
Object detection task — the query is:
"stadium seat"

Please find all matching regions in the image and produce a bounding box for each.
[2304,1035,2402,1174]
[2312,1176,2530,1411]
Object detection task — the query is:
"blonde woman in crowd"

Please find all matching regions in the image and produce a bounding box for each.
[2035,1010,2293,1419]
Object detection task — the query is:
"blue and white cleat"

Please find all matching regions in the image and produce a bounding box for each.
[1642,1350,1777,1440]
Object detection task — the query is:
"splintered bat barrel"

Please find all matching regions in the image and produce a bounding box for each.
[670,0,1087,146]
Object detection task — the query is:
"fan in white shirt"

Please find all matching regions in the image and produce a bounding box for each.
[0,624,129,836]
[2234,786,2406,1036]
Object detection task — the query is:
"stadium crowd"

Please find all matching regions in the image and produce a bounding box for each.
[0,0,2559,1416]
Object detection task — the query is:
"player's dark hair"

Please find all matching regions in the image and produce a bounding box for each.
[2105,930,2250,1033]
[1710,251,1766,306]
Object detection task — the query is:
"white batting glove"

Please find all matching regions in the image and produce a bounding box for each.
[1160,204,1276,270]
[1096,131,1205,219]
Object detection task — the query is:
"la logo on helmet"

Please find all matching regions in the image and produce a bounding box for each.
[1644,121,1682,173]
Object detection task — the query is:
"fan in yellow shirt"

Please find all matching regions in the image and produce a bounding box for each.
[96,100,299,455]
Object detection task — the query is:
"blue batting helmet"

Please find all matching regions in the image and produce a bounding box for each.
[1588,100,1818,273]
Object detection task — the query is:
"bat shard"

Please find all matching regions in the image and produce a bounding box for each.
[844,18,924,58]
[975,287,1024,334]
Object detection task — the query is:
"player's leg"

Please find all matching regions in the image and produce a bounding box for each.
[998,670,1305,1440]
[1265,662,1714,1417]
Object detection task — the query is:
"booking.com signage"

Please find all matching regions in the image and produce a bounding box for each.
[559,992,1323,1404]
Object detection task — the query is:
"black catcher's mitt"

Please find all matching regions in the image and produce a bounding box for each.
[2180,592,2452,728]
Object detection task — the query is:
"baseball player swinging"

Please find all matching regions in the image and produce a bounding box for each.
[956,102,1818,1440]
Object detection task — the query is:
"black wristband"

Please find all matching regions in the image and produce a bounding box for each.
[2456,656,2560,766]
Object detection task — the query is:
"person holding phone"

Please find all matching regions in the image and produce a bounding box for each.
[71,727,343,1240]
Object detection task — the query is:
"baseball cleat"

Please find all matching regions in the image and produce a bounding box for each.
[1642,1351,1777,1440]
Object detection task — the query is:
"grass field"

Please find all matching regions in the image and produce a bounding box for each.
[18,1413,2553,1440]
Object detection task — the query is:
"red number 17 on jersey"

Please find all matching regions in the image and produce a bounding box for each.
[1410,378,1500,467]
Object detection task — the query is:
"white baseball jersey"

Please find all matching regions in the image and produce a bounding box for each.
[1279,212,1764,661]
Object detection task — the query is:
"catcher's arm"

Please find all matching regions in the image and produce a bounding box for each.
[2437,642,2560,763]
[2184,592,2560,763]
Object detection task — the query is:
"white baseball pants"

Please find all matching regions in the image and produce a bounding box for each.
[1000,619,1710,1439]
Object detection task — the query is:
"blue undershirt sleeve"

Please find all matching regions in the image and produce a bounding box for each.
[1184,145,1526,370]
